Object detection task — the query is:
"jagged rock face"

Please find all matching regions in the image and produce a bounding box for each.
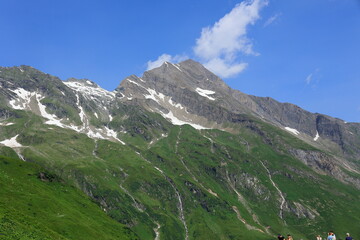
[116,60,253,129]
[316,115,344,146]
[248,96,317,135]
[117,60,360,162]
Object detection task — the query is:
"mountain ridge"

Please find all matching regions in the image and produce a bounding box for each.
[1,60,359,239]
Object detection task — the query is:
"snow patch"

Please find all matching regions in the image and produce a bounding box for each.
[75,94,87,125]
[285,127,300,135]
[36,93,66,128]
[9,88,34,110]
[144,88,165,103]
[86,129,104,139]
[195,88,216,101]
[9,87,124,145]
[168,98,184,109]
[314,131,320,141]
[126,79,143,88]
[104,127,125,145]
[160,110,208,130]
[0,122,14,126]
[0,135,22,147]
[64,81,115,100]
[171,63,183,72]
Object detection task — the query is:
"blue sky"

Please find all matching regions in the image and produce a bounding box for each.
[1,0,360,122]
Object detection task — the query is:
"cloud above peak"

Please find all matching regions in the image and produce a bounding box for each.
[146,0,267,78]
[193,0,268,78]
[146,54,188,71]
[204,58,248,78]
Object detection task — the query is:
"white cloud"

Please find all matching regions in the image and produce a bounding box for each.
[263,13,281,27]
[305,73,313,84]
[204,58,248,78]
[193,0,268,78]
[145,0,267,78]
[147,54,188,71]
[305,68,320,85]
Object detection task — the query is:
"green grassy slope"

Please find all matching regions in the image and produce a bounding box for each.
[0,154,138,240]
[1,108,360,240]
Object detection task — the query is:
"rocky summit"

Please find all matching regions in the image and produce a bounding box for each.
[0,61,359,239]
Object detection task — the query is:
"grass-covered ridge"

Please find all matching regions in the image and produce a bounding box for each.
[0,154,138,240]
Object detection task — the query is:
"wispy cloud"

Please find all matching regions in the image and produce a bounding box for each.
[305,68,320,86]
[305,73,313,85]
[146,54,188,71]
[193,0,268,78]
[263,13,281,27]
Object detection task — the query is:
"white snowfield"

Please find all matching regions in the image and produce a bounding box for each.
[168,98,184,109]
[160,110,208,130]
[36,93,65,128]
[145,88,165,104]
[284,127,300,135]
[314,131,320,141]
[0,135,22,148]
[125,77,168,106]
[125,78,210,130]
[64,81,115,100]
[0,122,14,126]
[9,88,34,110]
[7,87,125,144]
[195,88,216,101]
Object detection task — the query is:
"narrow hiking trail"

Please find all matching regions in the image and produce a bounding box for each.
[260,161,286,221]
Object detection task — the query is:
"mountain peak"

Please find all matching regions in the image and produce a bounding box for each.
[66,78,99,88]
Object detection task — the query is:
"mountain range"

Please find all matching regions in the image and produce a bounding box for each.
[0,60,359,239]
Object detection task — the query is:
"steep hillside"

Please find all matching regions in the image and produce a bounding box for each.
[0,62,359,239]
[0,153,138,239]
